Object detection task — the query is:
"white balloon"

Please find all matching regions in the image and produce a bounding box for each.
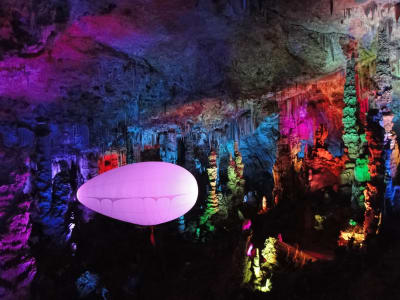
[77,162,198,225]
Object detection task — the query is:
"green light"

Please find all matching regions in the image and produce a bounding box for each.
[354,158,370,182]
[360,134,367,144]
[349,219,357,226]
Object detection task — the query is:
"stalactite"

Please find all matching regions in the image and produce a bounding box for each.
[234,141,245,186]
[329,34,335,62]
[395,3,400,23]
[364,1,378,20]
[330,0,333,16]
[346,8,351,18]
[387,19,393,41]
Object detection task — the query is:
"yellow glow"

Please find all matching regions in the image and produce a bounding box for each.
[253,249,261,278]
[258,196,268,214]
[260,278,272,293]
[314,215,326,230]
[261,237,278,267]
[338,224,365,247]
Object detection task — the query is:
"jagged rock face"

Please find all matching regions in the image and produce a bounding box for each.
[0,144,36,300]
[239,114,279,196]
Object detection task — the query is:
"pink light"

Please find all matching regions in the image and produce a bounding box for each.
[242,219,252,231]
[77,162,198,225]
[247,243,254,257]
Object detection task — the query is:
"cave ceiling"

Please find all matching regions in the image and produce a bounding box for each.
[0,0,397,114]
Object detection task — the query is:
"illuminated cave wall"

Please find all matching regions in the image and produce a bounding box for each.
[1,0,400,299]
[0,143,36,299]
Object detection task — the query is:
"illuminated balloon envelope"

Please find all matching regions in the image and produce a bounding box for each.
[77,162,198,225]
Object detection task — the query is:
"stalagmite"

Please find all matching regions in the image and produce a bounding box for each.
[206,150,219,212]
[363,22,393,238]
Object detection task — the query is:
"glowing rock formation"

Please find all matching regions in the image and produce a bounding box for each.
[338,218,365,248]
[0,156,36,300]
[227,142,245,205]
[342,55,363,161]
[242,236,278,292]
[206,150,219,212]
[363,22,391,238]
[273,72,346,207]
[354,158,370,182]
[340,50,372,218]
[314,215,326,231]
[98,151,126,174]
[258,196,268,214]
[261,237,278,269]
[196,150,220,237]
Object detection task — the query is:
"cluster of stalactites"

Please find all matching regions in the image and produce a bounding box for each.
[122,104,257,166]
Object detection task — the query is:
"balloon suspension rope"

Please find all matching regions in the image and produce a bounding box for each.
[150,225,156,247]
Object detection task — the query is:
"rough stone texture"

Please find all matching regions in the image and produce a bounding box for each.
[0,144,36,300]
[240,114,279,197]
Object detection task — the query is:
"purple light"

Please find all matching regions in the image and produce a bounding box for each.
[77,162,198,225]
[242,219,251,231]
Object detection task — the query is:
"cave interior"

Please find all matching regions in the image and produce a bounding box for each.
[1,0,400,299]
